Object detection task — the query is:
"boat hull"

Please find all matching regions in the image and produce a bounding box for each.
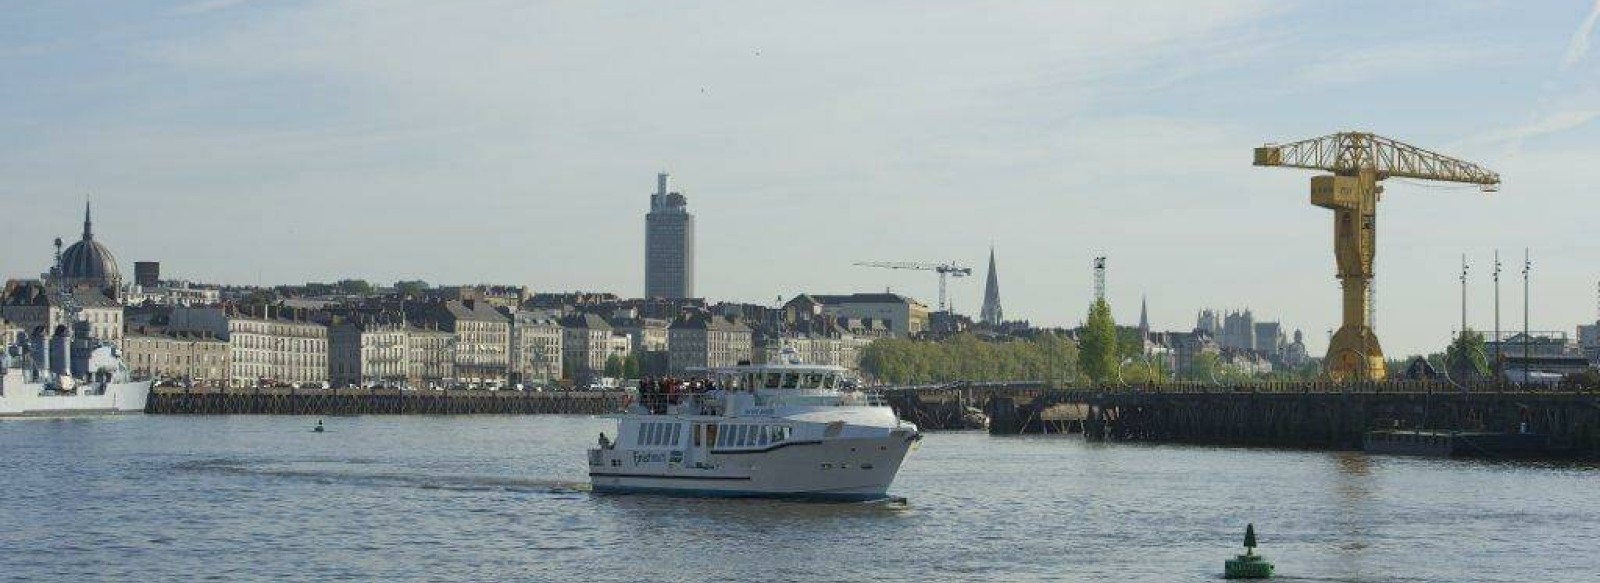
[589,434,916,502]
[0,380,152,417]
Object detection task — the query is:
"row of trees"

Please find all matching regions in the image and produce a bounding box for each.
[862,298,1328,386]
[859,332,1082,385]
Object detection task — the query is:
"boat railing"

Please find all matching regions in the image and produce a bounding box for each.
[639,389,890,415]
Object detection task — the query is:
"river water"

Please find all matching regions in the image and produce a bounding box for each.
[1,415,1594,582]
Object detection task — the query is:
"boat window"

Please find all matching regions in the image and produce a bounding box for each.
[782,373,800,389]
[694,424,703,447]
[823,375,837,389]
[804,373,824,388]
[765,373,781,389]
[758,426,770,446]
[736,425,749,447]
[671,424,681,447]
[706,424,719,447]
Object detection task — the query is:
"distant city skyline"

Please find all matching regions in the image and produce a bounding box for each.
[5,2,1600,356]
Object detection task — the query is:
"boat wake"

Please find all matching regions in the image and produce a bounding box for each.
[176,457,590,495]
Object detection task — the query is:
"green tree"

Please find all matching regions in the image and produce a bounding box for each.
[394,280,430,297]
[1078,299,1118,383]
[335,279,374,295]
[1186,351,1221,381]
[603,354,623,378]
[858,333,1079,385]
[1445,329,1490,380]
[622,353,641,379]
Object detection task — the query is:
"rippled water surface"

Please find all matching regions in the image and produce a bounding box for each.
[2,415,1596,582]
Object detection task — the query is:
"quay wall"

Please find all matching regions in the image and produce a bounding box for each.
[885,383,1600,459]
[146,387,626,415]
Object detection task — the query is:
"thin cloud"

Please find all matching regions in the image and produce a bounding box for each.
[1295,43,1498,86]
[1564,0,1600,69]
[176,0,249,15]
[1474,108,1600,145]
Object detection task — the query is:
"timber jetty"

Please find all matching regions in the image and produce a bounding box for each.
[146,387,625,416]
[884,382,1600,459]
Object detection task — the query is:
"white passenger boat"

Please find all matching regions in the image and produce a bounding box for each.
[588,361,920,501]
[1,333,150,417]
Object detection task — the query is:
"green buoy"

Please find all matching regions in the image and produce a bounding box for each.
[1224,523,1274,579]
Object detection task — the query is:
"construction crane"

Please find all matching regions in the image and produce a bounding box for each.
[1254,132,1500,382]
[853,261,972,312]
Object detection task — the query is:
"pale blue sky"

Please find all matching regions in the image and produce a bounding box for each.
[3,1,1599,356]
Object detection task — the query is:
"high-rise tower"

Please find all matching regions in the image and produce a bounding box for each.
[645,172,695,299]
[979,247,1003,326]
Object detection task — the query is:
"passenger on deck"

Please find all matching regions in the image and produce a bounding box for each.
[598,432,611,449]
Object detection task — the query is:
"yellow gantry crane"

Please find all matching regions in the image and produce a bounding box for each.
[1253,132,1501,381]
[853,261,972,312]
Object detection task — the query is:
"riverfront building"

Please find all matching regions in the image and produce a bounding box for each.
[668,313,753,374]
[507,310,564,386]
[410,299,510,387]
[1,280,124,345]
[406,326,456,388]
[121,328,230,385]
[561,313,619,381]
[785,293,929,339]
[328,320,410,388]
[169,307,329,387]
[645,173,695,299]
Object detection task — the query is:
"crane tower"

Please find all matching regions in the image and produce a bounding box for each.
[1253,132,1500,381]
[853,261,972,312]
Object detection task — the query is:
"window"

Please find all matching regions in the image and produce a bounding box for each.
[823,375,837,389]
[765,373,781,389]
[805,373,824,388]
[757,426,770,446]
[782,373,799,389]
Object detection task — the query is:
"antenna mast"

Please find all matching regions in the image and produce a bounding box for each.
[1093,256,1107,303]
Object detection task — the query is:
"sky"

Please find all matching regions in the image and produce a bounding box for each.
[3,0,1600,357]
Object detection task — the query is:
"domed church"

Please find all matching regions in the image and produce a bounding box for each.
[51,201,123,299]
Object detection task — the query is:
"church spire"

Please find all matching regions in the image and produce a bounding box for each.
[82,198,93,241]
[980,245,1003,326]
[1139,294,1150,341]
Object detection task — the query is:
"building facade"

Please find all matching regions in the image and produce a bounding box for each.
[645,172,695,299]
[508,310,563,386]
[169,307,328,387]
[413,300,510,387]
[561,313,615,381]
[786,293,928,339]
[328,321,410,388]
[121,329,230,386]
[407,327,456,388]
[668,313,753,374]
[1,280,124,345]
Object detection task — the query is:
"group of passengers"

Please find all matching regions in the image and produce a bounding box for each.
[636,376,724,414]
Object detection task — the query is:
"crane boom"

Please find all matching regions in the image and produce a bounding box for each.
[853,260,972,312]
[1254,132,1501,190]
[1252,131,1501,382]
